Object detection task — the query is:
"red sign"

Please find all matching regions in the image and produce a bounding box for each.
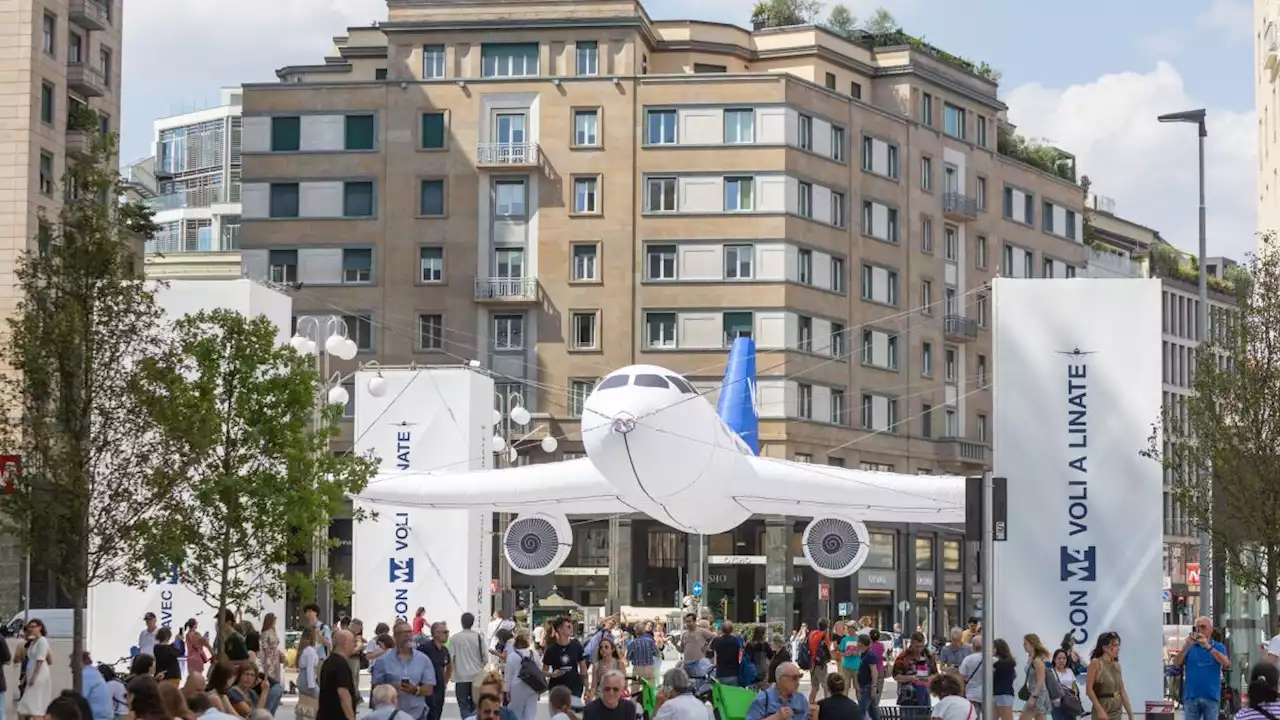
[490,579,500,594]
[1187,562,1201,587]
[818,583,830,601]
[0,455,20,495]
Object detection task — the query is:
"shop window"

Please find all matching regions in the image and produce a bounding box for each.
[915,537,934,570]
[573,525,609,566]
[647,530,686,568]
[942,539,962,572]
[708,533,737,555]
[866,532,895,569]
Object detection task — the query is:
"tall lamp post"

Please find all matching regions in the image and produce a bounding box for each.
[492,390,558,616]
[289,316,360,624]
[1157,108,1212,621]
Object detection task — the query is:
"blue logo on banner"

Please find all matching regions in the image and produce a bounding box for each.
[154,565,179,585]
[1060,547,1097,582]
[389,557,415,583]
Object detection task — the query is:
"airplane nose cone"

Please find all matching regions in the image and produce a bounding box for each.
[611,412,637,434]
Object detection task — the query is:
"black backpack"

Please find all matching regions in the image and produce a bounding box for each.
[814,633,831,665]
[796,638,812,670]
[516,651,548,694]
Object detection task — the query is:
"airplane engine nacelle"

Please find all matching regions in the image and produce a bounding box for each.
[502,512,572,576]
[802,515,871,578]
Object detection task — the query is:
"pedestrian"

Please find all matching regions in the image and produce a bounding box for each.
[17,619,52,720]
[1085,632,1133,720]
[929,673,973,720]
[1173,617,1229,720]
[1021,635,1051,720]
[369,622,435,719]
[1236,662,1280,720]
[317,630,358,720]
[505,631,541,720]
[454,613,490,720]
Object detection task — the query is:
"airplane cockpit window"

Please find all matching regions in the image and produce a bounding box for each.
[634,374,670,389]
[667,376,696,394]
[597,375,630,390]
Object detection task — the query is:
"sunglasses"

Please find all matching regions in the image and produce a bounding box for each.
[602,686,624,693]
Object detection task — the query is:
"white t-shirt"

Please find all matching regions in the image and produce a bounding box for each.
[933,695,975,720]
[1267,634,1280,660]
[958,653,983,703]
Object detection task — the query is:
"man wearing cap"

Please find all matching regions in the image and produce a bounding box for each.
[139,613,159,657]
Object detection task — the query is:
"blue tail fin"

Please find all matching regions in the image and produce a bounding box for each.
[717,336,760,455]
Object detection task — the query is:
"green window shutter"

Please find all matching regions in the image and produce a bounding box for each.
[345,115,375,150]
[271,116,300,152]
[422,113,445,149]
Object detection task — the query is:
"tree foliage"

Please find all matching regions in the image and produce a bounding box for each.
[135,309,378,651]
[0,113,178,691]
[997,126,1077,183]
[825,4,858,37]
[863,7,900,35]
[751,0,823,28]
[1143,231,1279,632]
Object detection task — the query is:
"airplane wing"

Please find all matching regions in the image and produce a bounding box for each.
[730,455,966,524]
[355,458,635,514]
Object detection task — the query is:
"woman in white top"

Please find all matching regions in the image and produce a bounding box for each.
[296,627,321,698]
[1050,647,1080,720]
[17,619,53,720]
[931,673,976,720]
[504,631,540,720]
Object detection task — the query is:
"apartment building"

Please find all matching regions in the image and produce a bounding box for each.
[241,0,1087,628]
[0,0,121,614]
[1258,0,1280,241]
[1084,195,1241,623]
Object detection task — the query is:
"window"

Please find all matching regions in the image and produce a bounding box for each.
[851,82,862,99]
[420,179,445,216]
[418,314,443,351]
[570,311,598,350]
[977,295,988,326]
[646,110,677,144]
[99,46,112,87]
[268,183,299,218]
[921,92,933,125]
[797,383,813,419]
[861,264,899,306]
[343,181,374,217]
[831,126,845,161]
[799,115,813,150]
[921,279,933,314]
[797,249,812,285]
[797,315,813,350]
[943,103,966,139]
[921,404,933,438]
[646,312,677,347]
[1002,244,1014,276]
[492,314,525,350]
[915,538,934,571]
[861,329,898,370]
[573,176,599,214]
[724,109,754,144]
[38,151,54,196]
[342,314,374,351]
[646,244,677,280]
[861,201,898,243]
[798,182,813,218]
[422,44,445,78]
[824,72,836,90]
[375,68,388,80]
[43,13,55,56]
[68,32,82,63]
[976,116,988,148]
[831,192,845,227]
[831,258,846,293]
[1043,257,1056,278]
[724,244,753,279]
[942,539,962,572]
[945,287,958,315]
[40,83,54,125]
[493,248,525,279]
[921,217,933,253]
[1025,251,1034,278]
[794,453,813,463]
[977,414,988,442]
[976,177,987,209]
[342,114,376,150]
[888,145,899,179]
[831,389,846,425]
[576,41,599,76]
[723,312,753,345]
[419,247,444,283]
[271,116,300,152]
[867,532,895,569]
[977,354,988,387]
[342,248,372,284]
[482,43,539,77]
[921,156,932,191]
[569,379,595,417]
[693,63,726,73]
[831,323,845,358]
[421,112,446,149]
[976,235,988,268]
[922,341,933,377]
[571,244,597,281]
[945,346,957,383]
[944,226,958,261]
[725,177,754,211]
[493,180,526,217]
[268,250,297,283]
[861,137,873,172]
[36,220,51,258]
[646,177,677,212]
[573,109,599,147]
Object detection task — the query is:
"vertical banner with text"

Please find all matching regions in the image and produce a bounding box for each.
[993,278,1163,708]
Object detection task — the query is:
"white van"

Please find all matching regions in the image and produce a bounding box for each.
[2,609,83,639]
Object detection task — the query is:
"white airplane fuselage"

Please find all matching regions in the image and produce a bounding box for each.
[579,364,755,534]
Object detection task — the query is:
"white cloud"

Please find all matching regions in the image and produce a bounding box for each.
[1005,62,1257,261]
[1196,0,1251,36]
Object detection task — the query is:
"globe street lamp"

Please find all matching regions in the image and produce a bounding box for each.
[492,389,557,614]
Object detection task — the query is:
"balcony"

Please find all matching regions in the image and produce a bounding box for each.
[937,438,986,466]
[1087,248,1144,278]
[65,128,91,156]
[943,315,978,342]
[148,185,228,212]
[942,192,977,221]
[475,277,540,304]
[69,0,109,30]
[66,62,106,97]
[476,143,541,169]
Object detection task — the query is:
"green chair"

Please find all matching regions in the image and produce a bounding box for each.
[711,679,759,720]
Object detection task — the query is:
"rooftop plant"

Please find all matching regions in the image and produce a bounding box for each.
[997,125,1077,183]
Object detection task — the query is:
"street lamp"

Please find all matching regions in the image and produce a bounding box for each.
[492,390,558,615]
[1157,108,1212,621]
[289,315,359,624]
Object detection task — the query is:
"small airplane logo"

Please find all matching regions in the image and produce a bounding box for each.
[1056,347,1098,357]
[392,420,419,428]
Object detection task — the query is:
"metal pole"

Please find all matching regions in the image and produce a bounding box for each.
[22,545,30,625]
[981,470,994,720]
[497,391,513,616]
[1196,126,1213,622]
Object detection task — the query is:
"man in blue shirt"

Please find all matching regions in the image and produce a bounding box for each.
[79,653,112,720]
[371,621,437,720]
[1173,616,1230,720]
[745,661,808,720]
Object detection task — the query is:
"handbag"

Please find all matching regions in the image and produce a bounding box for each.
[1059,687,1085,717]
[295,695,319,719]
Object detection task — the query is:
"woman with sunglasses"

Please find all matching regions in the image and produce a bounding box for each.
[17,619,52,720]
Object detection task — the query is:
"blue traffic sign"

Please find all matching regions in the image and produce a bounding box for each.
[1161,589,1172,601]
[692,582,704,597]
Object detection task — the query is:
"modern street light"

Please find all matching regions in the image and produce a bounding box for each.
[1157,108,1212,620]
[492,389,557,615]
[289,315,359,624]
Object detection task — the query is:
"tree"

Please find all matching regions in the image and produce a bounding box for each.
[863,7,900,35]
[751,0,823,28]
[1143,232,1280,633]
[0,107,177,691]
[135,309,378,653]
[825,4,858,37]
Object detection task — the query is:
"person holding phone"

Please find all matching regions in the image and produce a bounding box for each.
[745,662,808,720]
[370,621,437,718]
[544,616,588,710]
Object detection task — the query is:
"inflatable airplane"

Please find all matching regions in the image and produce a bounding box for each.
[358,337,964,579]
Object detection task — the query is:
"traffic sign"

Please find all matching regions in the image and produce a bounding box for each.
[838,602,852,616]
[1161,589,1171,602]
[692,582,703,597]
[818,583,830,601]
[897,600,911,613]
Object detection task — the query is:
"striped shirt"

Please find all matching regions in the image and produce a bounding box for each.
[1237,703,1280,720]
[628,633,658,667]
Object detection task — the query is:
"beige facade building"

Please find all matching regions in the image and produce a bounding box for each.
[0,0,121,614]
[1259,0,1280,240]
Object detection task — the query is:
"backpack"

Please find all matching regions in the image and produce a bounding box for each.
[737,637,757,686]
[174,636,185,656]
[796,638,812,670]
[814,633,831,665]
[516,650,548,694]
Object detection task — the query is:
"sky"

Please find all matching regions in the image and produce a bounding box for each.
[122,0,1258,260]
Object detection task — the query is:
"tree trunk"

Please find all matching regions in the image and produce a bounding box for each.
[215,546,230,661]
[72,599,85,694]
[1268,545,1279,638]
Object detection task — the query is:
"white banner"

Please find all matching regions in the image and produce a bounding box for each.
[994,278,1163,707]
[352,368,493,627]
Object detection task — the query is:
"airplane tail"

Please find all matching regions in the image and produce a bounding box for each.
[717,336,760,455]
